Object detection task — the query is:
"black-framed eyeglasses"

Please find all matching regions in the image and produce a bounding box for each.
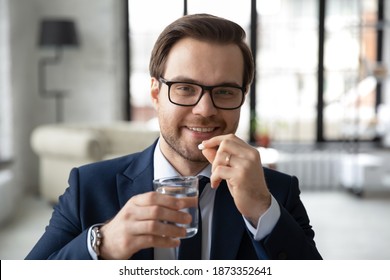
[159,77,246,110]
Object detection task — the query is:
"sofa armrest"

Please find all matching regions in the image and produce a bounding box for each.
[30,126,106,161]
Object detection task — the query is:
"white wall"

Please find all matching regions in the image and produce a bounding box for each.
[0,0,16,225]
[35,0,126,123]
[8,0,126,195]
[0,0,12,158]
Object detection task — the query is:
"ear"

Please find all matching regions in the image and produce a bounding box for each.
[150,77,160,109]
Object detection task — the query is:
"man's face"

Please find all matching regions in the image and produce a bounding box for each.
[151,38,245,165]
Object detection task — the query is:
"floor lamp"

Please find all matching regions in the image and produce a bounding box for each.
[38,19,79,122]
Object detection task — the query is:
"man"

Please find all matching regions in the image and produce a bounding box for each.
[26,14,322,260]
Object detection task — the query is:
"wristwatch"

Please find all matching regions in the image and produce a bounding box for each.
[90,225,103,257]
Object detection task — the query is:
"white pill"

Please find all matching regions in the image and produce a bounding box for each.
[198,143,205,150]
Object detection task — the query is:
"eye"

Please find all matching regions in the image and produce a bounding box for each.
[173,83,198,95]
[216,89,232,95]
[213,87,238,98]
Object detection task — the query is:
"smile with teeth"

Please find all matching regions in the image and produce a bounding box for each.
[188,127,215,132]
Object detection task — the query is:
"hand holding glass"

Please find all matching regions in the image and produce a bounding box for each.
[153,176,199,238]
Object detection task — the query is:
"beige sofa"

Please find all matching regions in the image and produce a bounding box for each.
[31,121,160,203]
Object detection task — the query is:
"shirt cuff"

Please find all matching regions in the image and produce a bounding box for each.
[244,195,281,241]
[87,223,105,260]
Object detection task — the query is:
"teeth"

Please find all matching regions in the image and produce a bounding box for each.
[189,127,214,132]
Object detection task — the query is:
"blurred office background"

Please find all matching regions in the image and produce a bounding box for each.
[1,0,390,259]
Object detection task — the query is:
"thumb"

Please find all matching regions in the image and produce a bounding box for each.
[201,146,223,188]
[201,148,216,164]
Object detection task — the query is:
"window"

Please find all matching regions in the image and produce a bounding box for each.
[255,0,386,143]
[324,0,380,141]
[126,0,386,144]
[128,0,183,121]
[255,0,319,142]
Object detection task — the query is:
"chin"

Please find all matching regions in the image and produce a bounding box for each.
[180,147,204,162]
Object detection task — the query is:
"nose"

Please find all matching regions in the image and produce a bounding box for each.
[192,91,218,117]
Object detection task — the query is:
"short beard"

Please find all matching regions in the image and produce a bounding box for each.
[161,131,207,163]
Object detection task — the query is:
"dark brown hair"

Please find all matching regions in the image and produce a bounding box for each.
[149,14,254,90]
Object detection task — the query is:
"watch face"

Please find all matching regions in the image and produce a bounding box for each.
[91,226,102,256]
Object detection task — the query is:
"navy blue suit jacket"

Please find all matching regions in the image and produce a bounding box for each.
[26,142,322,260]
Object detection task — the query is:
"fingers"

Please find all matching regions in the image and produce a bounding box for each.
[132,219,188,238]
[124,193,193,246]
[100,192,196,259]
[132,191,189,211]
[200,134,260,187]
[131,234,181,250]
[201,134,253,167]
[201,146,217,165]
[100,218,184,259]
[199,134,271,234]
[131,193,194,225]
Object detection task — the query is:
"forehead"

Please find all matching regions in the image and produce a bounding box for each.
[164,38,244,85]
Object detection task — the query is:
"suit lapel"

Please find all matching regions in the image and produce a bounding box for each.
[210,180,246,260]
[116,142,157,260]
[116,143,156,208]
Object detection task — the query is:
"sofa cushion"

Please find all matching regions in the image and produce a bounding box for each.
[31,126,106,160]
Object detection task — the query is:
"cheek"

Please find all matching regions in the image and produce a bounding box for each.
[157,102,184,127]
[155,92,172,117]
[224,111,241,130]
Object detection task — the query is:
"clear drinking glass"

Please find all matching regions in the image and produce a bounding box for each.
[153,176,199,238]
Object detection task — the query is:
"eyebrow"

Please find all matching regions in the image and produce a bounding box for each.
[167,76,242,88]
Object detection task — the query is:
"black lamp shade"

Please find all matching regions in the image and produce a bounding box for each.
[39,19,79,47]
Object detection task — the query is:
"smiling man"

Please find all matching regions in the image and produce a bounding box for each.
[26,14,322,260]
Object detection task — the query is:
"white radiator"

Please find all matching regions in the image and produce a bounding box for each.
[275,151,342,191]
